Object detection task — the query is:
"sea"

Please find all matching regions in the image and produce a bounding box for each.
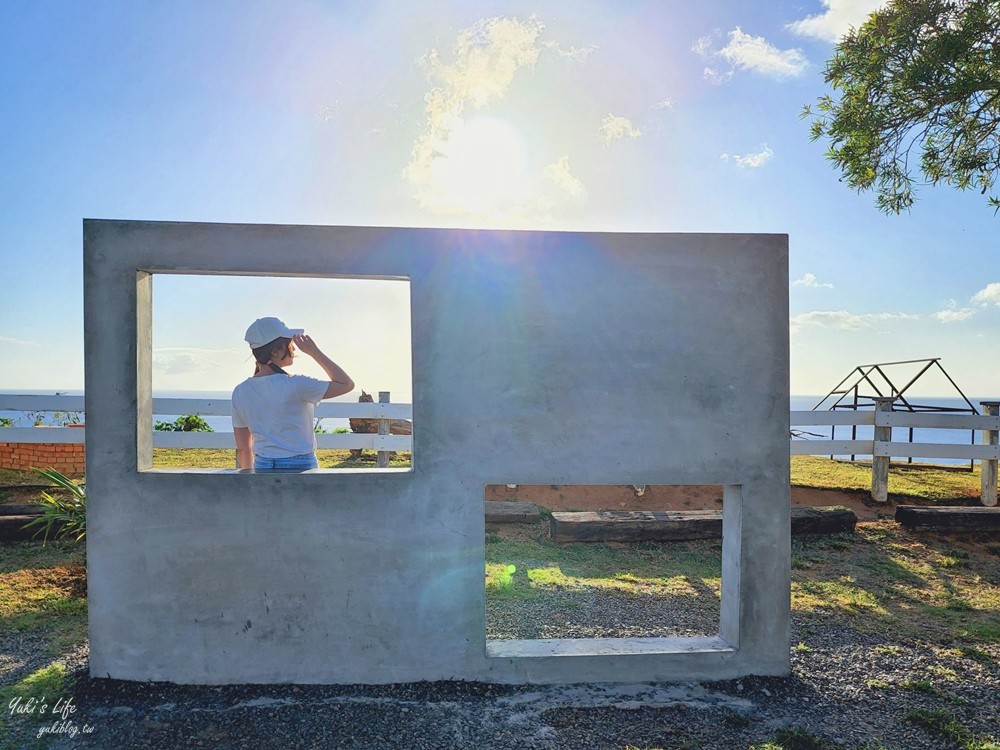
[2,391,996,466]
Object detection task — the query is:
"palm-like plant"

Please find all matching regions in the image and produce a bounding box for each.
[23,467,87,543]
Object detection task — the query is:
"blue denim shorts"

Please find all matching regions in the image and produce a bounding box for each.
[253,453,318,472]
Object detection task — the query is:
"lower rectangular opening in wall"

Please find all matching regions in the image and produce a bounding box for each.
[485,484,737,656]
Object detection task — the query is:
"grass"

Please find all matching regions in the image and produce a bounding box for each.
[0,541,87,748]
[1,457,997,746]
[0,541,88,657]
[485,538,722,600]
[0,469,59,487]
[906,708,1000,750]
[150,447,412,469]
[0,662,70,746]
[751,727,831,750]
[790,456,982,502]
[486,522,1000,645]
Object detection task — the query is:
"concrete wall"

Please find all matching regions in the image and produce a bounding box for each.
[84,220,790,684]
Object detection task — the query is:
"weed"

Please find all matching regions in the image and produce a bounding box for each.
[792,642,812,653]
[871,644,902,656]
[927,663,959,682]
[899,679,939,695]
[944,597,975,612]
[963,621,1000,642]
[958,645,998,667]
[906,708,969,743]
[905,708,1000,748]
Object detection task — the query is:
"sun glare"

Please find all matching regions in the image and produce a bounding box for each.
[429,116,528,218]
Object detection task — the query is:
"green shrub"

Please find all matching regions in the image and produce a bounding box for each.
[22,468,87,544]
[154,414,213,432]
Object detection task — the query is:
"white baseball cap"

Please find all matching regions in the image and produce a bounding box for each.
[245,317,304,349]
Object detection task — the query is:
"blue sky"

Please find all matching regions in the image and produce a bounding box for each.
[1,0,997,399]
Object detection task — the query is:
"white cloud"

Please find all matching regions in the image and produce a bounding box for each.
[153,347,236,375]
[933,298,976,323]
[652,99,674,111]
[793,273,834,289]
[971,282,1000,306]
[790,310,919,331]
[0,335,40,347]
[934,308,976,323]
[721,144,774,169]
[787,0,888,43]
[404,15,545,214]
[695,27,808,82]
[692,34,716,57]
[599,114,641,144]
[544,40,596,61]
[544,156,587,198]
[721,28,808,78]
[703,67,730,85]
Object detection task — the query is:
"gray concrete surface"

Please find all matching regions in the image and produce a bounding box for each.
[83,220,789,684]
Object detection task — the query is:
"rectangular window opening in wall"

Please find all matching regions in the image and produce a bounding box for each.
[485,484,742,657]
[145,274,412,473]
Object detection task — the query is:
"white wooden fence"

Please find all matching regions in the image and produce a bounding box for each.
[0,394,412,454]
[791,398,999,505]
[2,394,998,504]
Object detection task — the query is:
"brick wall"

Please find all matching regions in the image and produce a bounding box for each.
[0,442,86,476]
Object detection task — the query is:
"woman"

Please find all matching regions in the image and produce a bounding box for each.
[232,317,354,471]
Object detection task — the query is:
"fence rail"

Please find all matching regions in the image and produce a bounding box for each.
[791,400,999,505]
[2,395,997,505]
[0,394,413,453]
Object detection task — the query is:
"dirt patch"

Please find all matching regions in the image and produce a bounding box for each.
[0,486,48,507]
[485,484,894,521]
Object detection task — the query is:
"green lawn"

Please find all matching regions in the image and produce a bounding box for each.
[150,448,412,469]
[791,455,984,502]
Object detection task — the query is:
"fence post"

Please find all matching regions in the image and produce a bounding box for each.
[377,391,390,469]
[981,401,999,507]
[870,397,894,504]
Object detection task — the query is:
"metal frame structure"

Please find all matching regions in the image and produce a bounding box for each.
[813,358,979,466]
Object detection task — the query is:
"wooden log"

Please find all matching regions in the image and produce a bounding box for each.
[349,390,412,460]
[485,501,542,525]
[0,504,46,516]
[549,507,857,543]
[550,510,722,543]
[895,505,1000,530]
[0,515,45,542]
[791,507,857,535]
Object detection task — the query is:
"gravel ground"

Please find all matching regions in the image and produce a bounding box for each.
[5,610,998,749]
[4,525,998,749]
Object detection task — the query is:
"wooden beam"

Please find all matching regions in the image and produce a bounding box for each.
[485,501,542,525]
[548,507,856,543]
[895,505,1000,530]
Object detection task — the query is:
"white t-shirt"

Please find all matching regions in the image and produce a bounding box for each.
[231,374,330,458]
